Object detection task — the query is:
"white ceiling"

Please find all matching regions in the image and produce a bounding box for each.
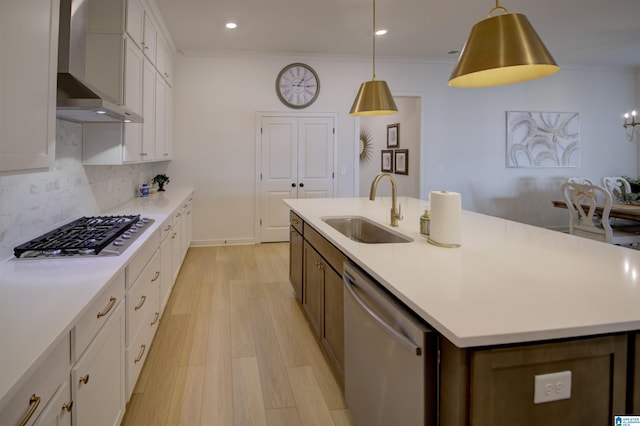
[155,0,640,68]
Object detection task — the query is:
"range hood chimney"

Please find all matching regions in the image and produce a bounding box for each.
[57,0,142,123]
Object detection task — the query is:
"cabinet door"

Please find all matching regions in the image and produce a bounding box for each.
[159,229,173,311]
[72,302,125,426]
[303,242,323,336]
[124,38,143,116]
[141,58,156,160]
[289,227,303,302]
[322,264,344,376]
[142,14,157,64]
[0,0,58,171]
[154,76,167,161]
[125,0,144,48]
[164,85,173,160]
[171,212,183,282]
[33,382,72,426]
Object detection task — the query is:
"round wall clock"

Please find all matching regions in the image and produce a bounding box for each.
[276,63,320,109]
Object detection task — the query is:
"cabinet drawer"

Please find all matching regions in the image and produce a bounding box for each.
[73,269,125,360]
[126,250,161,343]
[127,229,159,287]
[159,215,173,242]
[126,290,160,399]
[290,211,303,234]
[0,334,70,426]
[304,223,347,276]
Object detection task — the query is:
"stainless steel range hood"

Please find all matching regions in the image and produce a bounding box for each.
[57,0,142,123]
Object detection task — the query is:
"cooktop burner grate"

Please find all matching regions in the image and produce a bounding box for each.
[13,215,152,258]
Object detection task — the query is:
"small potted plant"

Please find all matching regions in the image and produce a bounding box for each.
[153,173,170,191]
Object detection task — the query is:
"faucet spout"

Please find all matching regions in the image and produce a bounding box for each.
[369,172,402,226]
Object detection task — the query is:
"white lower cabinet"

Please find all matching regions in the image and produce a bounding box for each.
[159,223,173,311]
[71,302,125,426]
[34,382,72,426]
[0,335,70,426]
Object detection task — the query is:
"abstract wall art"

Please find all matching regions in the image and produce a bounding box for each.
[506,111,580,168]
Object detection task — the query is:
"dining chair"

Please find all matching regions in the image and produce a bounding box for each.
[561,182,640,246]
[567,177,594,185]
[602,176,631,202]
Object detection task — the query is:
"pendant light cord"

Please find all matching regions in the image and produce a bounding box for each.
[372,0,376,80]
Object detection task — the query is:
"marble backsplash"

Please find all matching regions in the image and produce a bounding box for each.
[0,120,164,260]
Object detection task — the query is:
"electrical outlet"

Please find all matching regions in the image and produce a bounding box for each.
[534,371,571,404]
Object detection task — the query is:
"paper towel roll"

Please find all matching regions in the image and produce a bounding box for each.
[429,191,462,247]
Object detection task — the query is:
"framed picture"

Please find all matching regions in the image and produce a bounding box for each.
[381,150,393,172]
[387,123,399,148]
[394,149,409,175]
[506,111,579,168]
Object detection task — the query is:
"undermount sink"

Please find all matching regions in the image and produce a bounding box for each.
[322,216,413,244]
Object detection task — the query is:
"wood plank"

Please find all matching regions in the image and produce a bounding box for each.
[179,279,212,366]
[287,366,336,426]
[265,407,301,426]
[232,357,268,426]
[248,295,296,409]
[166,364,205,425]
[230,280,256,358]
[330,410,354,426]
[200,279,234,426]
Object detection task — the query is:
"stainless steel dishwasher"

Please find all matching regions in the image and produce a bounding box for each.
[343,261,437,426]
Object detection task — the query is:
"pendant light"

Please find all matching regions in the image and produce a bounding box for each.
[350,0,398,116]
[448,0,559,88]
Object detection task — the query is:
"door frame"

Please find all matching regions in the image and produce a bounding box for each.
[255,111,339,243]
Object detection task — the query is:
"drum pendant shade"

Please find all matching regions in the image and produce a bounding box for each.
[448,12,559,88]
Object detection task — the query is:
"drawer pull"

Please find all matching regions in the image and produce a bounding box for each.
[164,225,172,231]
[97,297,116,318]
[291,218,300,224]
[18,394,40,426]
[62,400,73,412]
[151,271,160,282]
[134,344,146,363]
[135,295,146,310]
[79,375,90,385]
[151,312,159,326]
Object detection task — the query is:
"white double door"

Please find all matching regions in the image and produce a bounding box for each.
[259,114,336,242]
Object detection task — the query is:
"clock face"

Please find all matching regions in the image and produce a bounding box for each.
[276,63,320,109]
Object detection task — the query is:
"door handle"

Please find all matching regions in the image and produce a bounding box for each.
[343,270,422,356]
[299,183,304,188]
[291,183,297,187]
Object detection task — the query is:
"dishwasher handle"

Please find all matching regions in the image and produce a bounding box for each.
[344,270,422,356]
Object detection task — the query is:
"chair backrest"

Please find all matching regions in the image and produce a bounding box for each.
[561,182,613,243]
[601,176,631,201]
[567,177,594,185]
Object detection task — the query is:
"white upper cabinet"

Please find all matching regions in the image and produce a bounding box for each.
[142,13,158,65]
[125,0,144,48]
[0,0,59,172]
[157,37,173,87]
[124,38,144,116]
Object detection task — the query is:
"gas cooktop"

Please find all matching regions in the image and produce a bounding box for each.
[14,215,155,259]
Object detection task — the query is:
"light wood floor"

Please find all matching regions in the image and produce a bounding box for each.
[121,243,353,426]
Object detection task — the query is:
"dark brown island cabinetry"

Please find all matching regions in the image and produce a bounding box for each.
[289,211,346,383]
[288,209,639,425]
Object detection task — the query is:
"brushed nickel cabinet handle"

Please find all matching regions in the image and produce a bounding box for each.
[151,271,160,282]
[134,344,146,363]
[135,295,146,310]
[151,312,159,326]
[62,400,73,412]
[97,297,116,318]
[79,375,90,385]
[18,394,40,426]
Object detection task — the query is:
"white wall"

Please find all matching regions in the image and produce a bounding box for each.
[359,97,421,198]
[169,54,638,245]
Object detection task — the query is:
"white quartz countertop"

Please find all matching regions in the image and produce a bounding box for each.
[285,196,640,348]
[0,187,193,410]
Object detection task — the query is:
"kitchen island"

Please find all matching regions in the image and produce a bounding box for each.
[285,196,640,425]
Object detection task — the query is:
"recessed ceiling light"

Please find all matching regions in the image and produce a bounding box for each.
[375,29,387,36]
[225,22,238,29]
